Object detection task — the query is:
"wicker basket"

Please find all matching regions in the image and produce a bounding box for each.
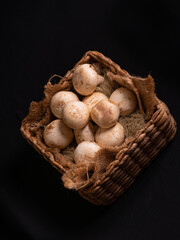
[21,51,177,205]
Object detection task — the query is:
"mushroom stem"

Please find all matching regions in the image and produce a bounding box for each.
[97,75,104,85]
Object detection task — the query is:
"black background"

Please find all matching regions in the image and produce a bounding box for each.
[1,0,180,239]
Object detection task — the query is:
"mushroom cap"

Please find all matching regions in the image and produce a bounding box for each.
[50,91,79,118]
[72,64,98,96]
[110,87,137,116]
[82,92,108,113]
[74,141,101,164]
[43,119,73,149]
[91,99,120,128]
[95,122,125,147]
[63,101,90,129]
[74,122,95,144]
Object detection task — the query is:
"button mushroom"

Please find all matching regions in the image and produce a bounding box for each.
[82,92,108,113]
[74,141,101,164]
[72,64,104,96]
[43,119,73,149]
[74,122,95,144]
[50,91,79,118]
[91,99,120,128]
[62,101,90,129]
[95,122,125,147]
[110,87,137,116]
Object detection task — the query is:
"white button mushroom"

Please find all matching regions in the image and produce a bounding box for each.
[72,64,104,96]
[91,99,120,128]
[95,122,125,147]
[50,91,79,118]
[74,122,95,144]
[110,87,137,116]
[82,92,108,113]
[43,119,73,149]
[63,101,90,129]
[74,141,101,164]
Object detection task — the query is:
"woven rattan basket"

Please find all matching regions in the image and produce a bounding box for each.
[21,51,177,205]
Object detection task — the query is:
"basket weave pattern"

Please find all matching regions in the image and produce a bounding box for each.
[21,51,177,205]
[79,99,176,205]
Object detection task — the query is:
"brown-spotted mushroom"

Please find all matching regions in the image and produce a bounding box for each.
[63,101,90,129]
[95,122,125,147]
[74,122,95,144]
[91,99,120,128]
[72,64,104,96]
[50,91,79,118]
[110,87,137,116]
[82,92,108,113]
[43,119,73,149]
[74,141,101,164]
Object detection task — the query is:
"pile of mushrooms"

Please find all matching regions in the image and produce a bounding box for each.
[44,63,137,164]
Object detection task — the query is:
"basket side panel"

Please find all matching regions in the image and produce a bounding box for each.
[79,102,177,205]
